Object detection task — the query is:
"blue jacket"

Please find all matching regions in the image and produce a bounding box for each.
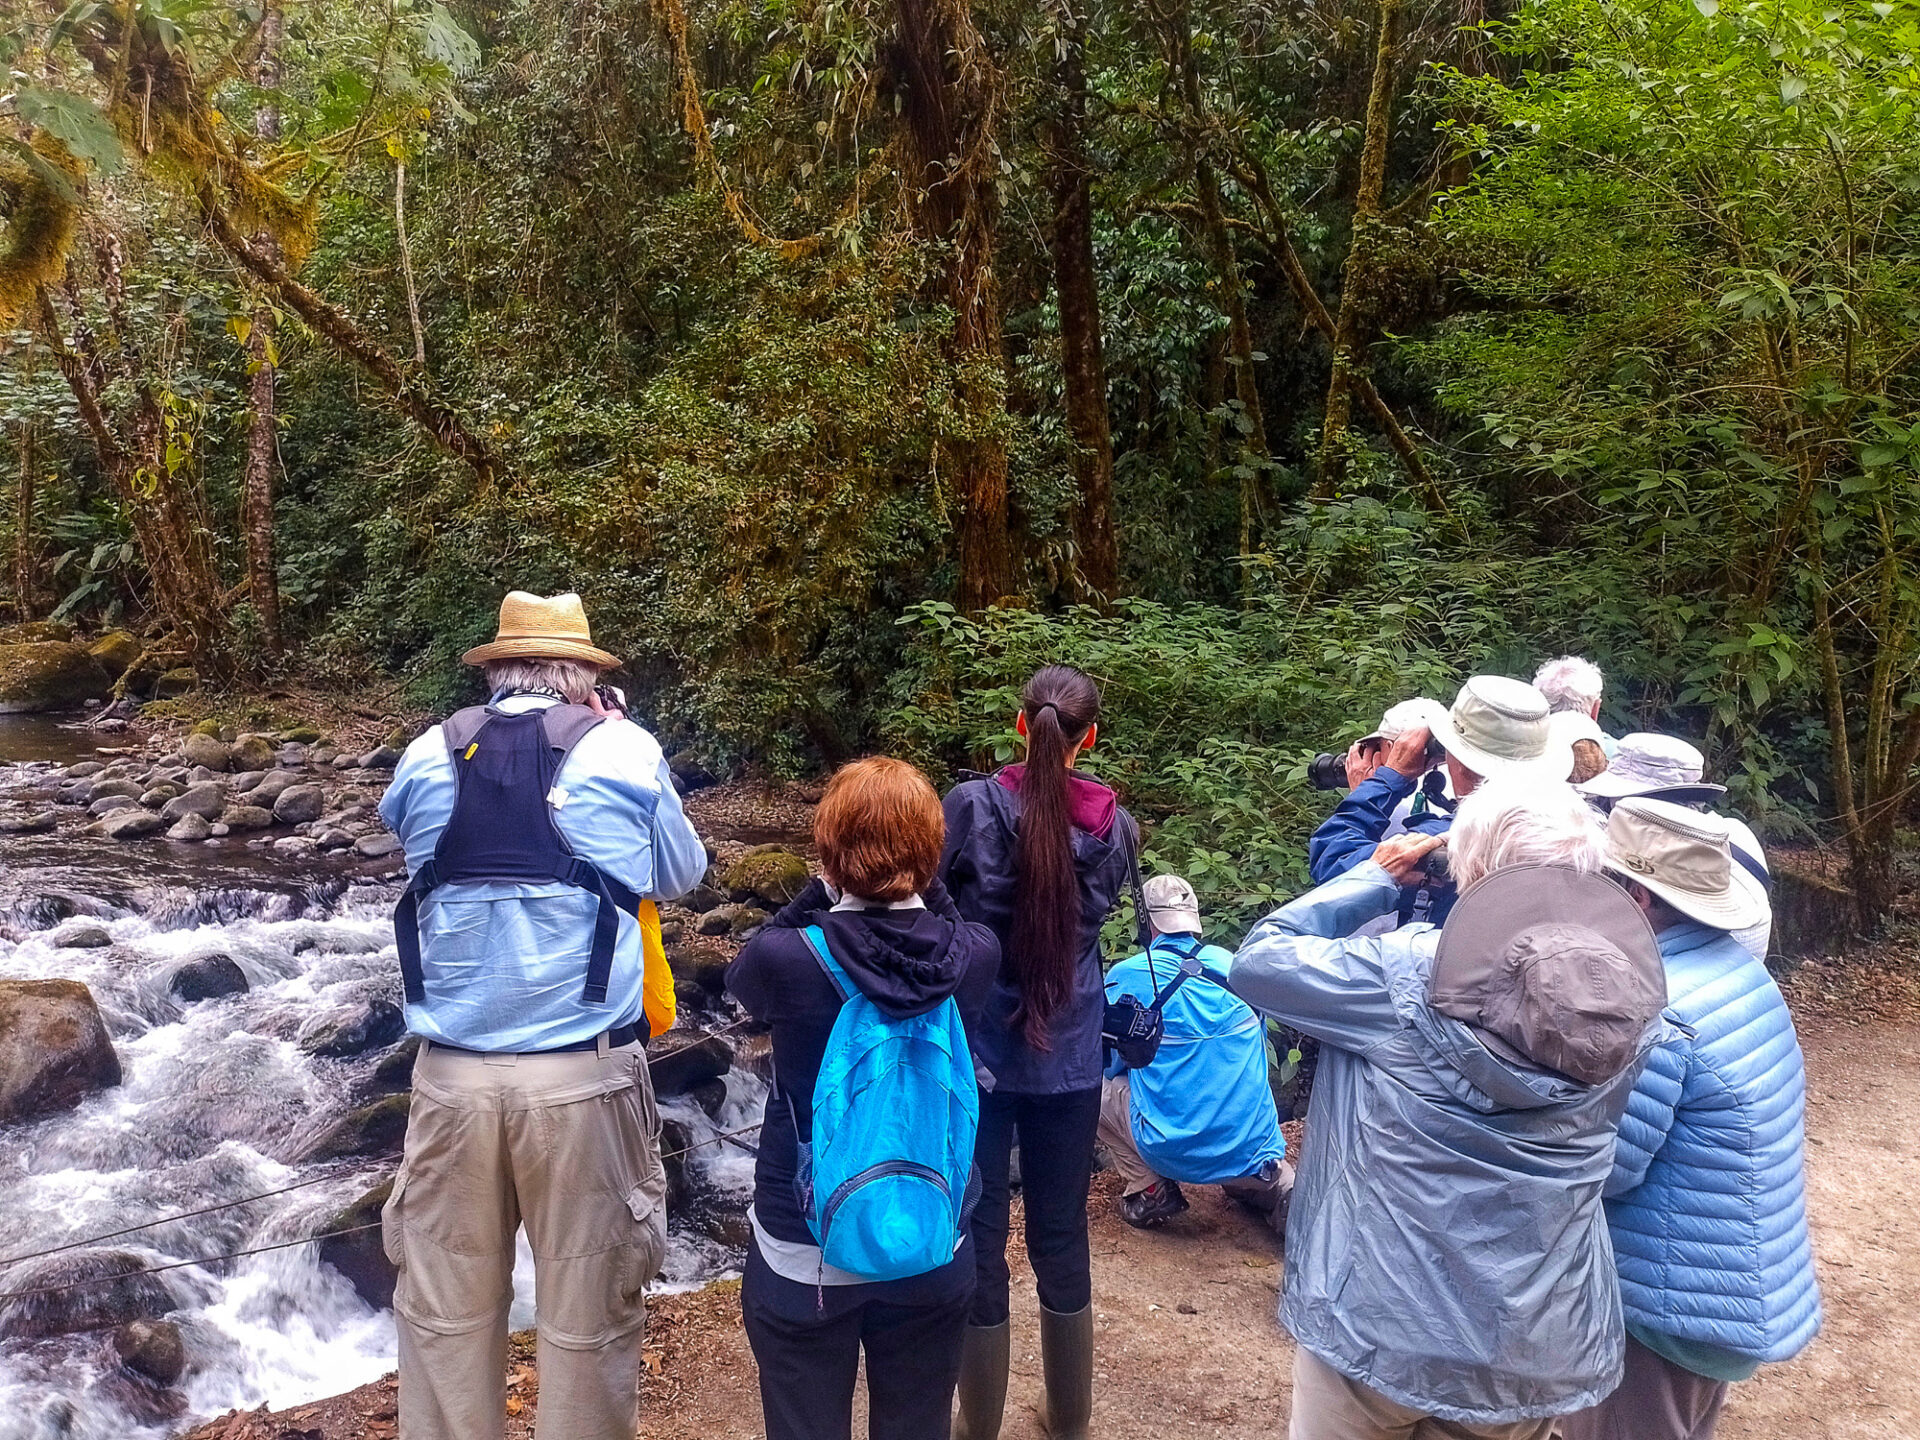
[1103,937,1285,1185]
[1231,862,1663,1424]
[939,771,1136,1095]
[1605,923,1821,1362]
[1306,766,1454,925]
[380,695,708,1051]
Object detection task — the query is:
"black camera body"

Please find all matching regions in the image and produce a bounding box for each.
[1308,736,1448,791]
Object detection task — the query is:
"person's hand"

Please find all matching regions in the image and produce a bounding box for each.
[1344,739,1384,789]
[1373,831,1445,886]
[586,687,628,722]
[1382,724,1436,778]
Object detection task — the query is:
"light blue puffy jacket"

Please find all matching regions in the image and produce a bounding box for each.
[1606,922,1822,1361]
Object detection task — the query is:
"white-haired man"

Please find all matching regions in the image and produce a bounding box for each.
[1534,656,1616,754]
[379,591,707,1440]
[1235,780,1671,1440]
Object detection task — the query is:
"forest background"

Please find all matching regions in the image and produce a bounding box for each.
[2,0,1918,933]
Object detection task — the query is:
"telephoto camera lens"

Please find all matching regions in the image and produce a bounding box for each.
[1307,752,1350,791]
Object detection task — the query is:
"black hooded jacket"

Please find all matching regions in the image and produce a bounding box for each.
[727,876,1000,1245]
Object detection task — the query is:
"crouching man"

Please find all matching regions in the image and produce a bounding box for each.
[379,590,707,1440]
[1232,781,1670,1440]
[1098,874,1292,1231]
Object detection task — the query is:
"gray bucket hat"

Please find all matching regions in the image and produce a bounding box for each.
[1428,677,1575,783]
[1430,865,1667,1085]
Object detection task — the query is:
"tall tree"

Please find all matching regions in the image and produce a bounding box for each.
[240,0,284,657]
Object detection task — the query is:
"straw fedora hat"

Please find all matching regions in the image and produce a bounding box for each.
[1428,676,1574,783]
[1601,797,1768,932]
[461,591,620,669]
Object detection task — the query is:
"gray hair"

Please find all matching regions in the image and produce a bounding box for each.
[1447,777,1605,892]
[1532,656,1605,715]
[483,657,598,704]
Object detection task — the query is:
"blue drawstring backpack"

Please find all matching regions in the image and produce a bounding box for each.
[792,925,980,1281]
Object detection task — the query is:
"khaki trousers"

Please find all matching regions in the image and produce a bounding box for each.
[1287,1348,1558,1440]
[1098,1075,1292,1229]
[382,1039,668,1440]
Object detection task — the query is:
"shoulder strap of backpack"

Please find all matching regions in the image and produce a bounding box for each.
[440,705,495,762]
[538,702,606,761]
[800,925,852,1003]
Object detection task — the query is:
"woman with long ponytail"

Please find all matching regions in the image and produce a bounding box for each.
[939,665,1140,1440]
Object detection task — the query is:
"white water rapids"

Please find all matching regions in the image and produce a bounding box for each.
[0,717,761,1439]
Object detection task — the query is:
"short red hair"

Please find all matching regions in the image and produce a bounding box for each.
[814,757,946,903]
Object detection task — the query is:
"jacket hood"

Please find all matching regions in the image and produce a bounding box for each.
[994,764,1118,840]
[813,905,970,1021]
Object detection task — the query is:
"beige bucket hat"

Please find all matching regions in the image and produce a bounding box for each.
[461,591,620,669]
[1602,797,1767,932]
[1142,874,1204,936]
[1428,676,1574,783]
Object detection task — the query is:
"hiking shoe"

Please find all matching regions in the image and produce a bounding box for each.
[1120,1181,1188,1228]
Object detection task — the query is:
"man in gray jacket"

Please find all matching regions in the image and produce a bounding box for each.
[1231,779,1671,1440]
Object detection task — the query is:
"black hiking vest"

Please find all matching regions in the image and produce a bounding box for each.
[391,702,641,1014]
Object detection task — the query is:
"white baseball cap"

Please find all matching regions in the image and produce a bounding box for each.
[1362,697,1451,747]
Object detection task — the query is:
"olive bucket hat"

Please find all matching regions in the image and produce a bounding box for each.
[1428,676,1575,783]
[1601,797,1768,933]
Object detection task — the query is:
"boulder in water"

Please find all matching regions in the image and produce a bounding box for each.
[371,1037,421,1093]
[317,1179,397,1310]
[649,1032,732,1098]
[88,778,146,804]
[678,942,733,997]
[273,784,325,825]
[87,629,143,681]
[300,1094,412,1162]
[160,783,226,822]
[689,1076,729,1121]
[299,999,405,1058]
[181,733,232,772]
[165,813,212,842]
[354,833,402,859]
[250,770,295,807]
[88,795,141,817]
[168,954,248,1003]
[661,1117,694,1214]
[316,828,354,851]
[0,1249,171,1340]
[112,1318,187,1386]
[138,784,183,808]
[0,980,121,1124]
[50,920,112,949]
[0,808,58,834]
[91,809,164,840]
[0,642,109,713]
[723,847,811,906]
[231,734,277,771]
[219,805,274,832]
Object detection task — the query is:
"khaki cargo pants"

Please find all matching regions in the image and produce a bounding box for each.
[382,1038,669,1440]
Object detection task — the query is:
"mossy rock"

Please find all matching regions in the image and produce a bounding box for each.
[189,719,223,737]
[300,1094,412,1162]
[0,620,74,645]
[87,630,143,680]
[0,979,122,1125]
[0,642,112,714]
[318,1178,397,1309]
[152,668,197,699]
[722,849,810,907]
[279,725,324,745]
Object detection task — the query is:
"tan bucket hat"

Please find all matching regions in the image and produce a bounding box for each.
[1428,676,1574,782]
[1431,865,1667,1085]
[1601,797,1767,932]
[1142,874,1203,935]
[460,590,620,669]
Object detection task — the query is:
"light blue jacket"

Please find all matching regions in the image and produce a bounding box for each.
[1231,862,1660,1425]
[1103,938,1285,1185]
[379,695,707,1051]
[1605,922,1821,1361]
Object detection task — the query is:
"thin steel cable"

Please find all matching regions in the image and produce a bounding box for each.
[0,1225,385,1307]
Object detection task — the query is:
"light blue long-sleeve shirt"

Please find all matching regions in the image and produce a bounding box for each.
[379,695,707,1051]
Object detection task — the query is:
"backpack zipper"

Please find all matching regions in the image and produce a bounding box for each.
[818,1160,949,1247]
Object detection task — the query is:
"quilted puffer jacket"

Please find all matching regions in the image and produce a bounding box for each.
[1606,922,1822,1361]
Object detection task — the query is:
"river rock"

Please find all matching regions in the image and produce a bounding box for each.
[0,642,109,714]
[164,813,212,842]
[678,943,733,997]
[161,783,227,821]
[88,778,146,804]
[667,750,718,794]
[301,1094,411,1162]
[0,1249,170,1340]
[67,760,106,778]
[250,770,295,807]
[0,620,74,645]
[168,954,248,1003]
[50,920,112,949]
[0,979,122,1125]
[181,733,232,771]
[138,784,182,808]
[723,847,810,906]
[661,1117,694,1213]
[0,808,58,834]
[689,1076,729,1121]
[112,1318,187,1386]
[679,882,726,914]
[231,734,277,772]
[371,1037,421,1092]
[300,999,406,1058]
[276,743,311,767]
[273,784,325,824]
[354,833,402,860]
[279,725,325,745]
[87,629,143,680]
[87,795,141,817]
[648,1032,731,1098]
[316,828,354,850]
[694,908,733,937]
[152,667,196,698]
[229,770,265,794]
[218,805,274,832]
[91,809,164,840]
[317,1179,396,1310]
[357,746,402,770]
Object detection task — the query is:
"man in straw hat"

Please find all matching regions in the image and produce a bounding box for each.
[377,590,707,1440]
[1309,677,1573,927]
[1561,798,1821,1440]
[1234,778,1671,1439]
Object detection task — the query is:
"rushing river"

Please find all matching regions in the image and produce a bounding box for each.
[0,715,761,1440]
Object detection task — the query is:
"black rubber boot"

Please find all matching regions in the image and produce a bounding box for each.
[952,1320,1010,1440]
[1038,1302,1094,1439]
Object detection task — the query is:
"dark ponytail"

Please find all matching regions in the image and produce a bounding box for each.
[1008,664,1103,1050]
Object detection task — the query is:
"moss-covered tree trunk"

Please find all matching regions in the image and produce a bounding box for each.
[241,0,284,658]
[12,421,36,615]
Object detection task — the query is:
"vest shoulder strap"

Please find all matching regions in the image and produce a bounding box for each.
[538,704,606,769]
[440,705,495,760]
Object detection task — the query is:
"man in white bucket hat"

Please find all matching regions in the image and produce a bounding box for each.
[1564,798,1820,1440]
[1310,677,1574,926]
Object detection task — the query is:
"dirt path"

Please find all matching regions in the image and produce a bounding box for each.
[187,1015,1919,1440]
